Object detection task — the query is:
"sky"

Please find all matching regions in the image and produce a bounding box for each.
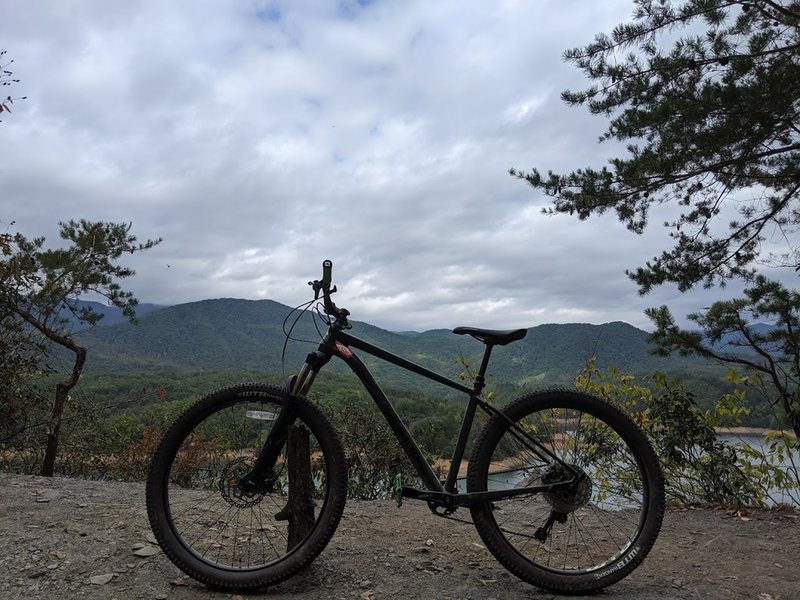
[1,0,792,332]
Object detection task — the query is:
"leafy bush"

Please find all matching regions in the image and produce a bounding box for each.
[0,385,170,480]
[737,430,800,508]
[325,399,434,500]
[576,360,780,507]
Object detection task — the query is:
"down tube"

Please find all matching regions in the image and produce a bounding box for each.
[339,350,444,493]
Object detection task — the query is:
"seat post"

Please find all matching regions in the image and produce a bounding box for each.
[473,344,494,394]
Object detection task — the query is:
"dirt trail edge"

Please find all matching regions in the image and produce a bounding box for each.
[1,474,798,600]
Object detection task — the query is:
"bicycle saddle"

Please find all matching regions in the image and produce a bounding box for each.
[452,327,527,346]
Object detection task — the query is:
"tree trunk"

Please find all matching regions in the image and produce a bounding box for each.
[274,425,315,551]
[785,400,800,440]
[40,344,86,477]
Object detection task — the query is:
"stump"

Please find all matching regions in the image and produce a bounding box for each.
[274,424,315,551]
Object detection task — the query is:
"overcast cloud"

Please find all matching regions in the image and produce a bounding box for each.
[1,0,791,332]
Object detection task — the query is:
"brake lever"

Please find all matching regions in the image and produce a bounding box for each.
[308,280,337,301]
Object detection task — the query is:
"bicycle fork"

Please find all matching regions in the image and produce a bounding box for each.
[236,349,331,495]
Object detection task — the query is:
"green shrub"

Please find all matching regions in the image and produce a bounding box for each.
[576,360,781,507]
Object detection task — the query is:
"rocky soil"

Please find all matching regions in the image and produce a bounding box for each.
[1,473,798,600]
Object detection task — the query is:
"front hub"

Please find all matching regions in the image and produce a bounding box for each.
[219,458,266,508]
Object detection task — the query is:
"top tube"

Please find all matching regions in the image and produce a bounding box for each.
[335,330,474,396]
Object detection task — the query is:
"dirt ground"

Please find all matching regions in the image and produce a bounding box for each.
[1,473,798,600]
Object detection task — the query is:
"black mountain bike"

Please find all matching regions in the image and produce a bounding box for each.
[146,261,665,594]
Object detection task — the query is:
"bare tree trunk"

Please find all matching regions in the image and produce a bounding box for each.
[782,396,800,439]
[274,425,315,551]
[41,344,86,476]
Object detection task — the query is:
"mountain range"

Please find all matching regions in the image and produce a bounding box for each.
[59,300,165,331]
[66,298,708,394]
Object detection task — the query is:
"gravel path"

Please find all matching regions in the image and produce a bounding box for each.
[1,474,798,600]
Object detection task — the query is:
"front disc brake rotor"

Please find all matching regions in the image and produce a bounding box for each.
[219,458,266,508]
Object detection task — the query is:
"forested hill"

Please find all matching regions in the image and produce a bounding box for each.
[59,300,165,331]
[71,298,703,391]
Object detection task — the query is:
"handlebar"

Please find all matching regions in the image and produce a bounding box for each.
[309,260,350,325]
[321,259,333,287]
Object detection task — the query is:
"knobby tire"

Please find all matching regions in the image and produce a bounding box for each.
[467,389,665,594]
[145,383,347,591]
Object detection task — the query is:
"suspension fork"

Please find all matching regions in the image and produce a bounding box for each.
[237,346,333,494]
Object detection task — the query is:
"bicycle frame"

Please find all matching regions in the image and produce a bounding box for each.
[148,262,665,594]
[277,324,582,509]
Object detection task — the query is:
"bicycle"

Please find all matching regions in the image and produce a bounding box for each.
[146,260,665,594]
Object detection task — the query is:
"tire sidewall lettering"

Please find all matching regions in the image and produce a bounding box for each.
[236,390,272,399]
[595,546,640,580]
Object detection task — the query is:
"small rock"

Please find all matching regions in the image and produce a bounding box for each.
[146,532,158,544]
[133,545,160,557]
[89,573,114,585]
[360,580,372,589]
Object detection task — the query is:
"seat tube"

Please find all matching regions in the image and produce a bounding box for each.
[444,393,481,493]
[443,344,494,493]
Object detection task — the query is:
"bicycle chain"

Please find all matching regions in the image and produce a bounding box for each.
[433,508,544,542]
[428,504,474,526]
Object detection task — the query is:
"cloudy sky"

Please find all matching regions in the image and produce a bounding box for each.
[0,0,787,332]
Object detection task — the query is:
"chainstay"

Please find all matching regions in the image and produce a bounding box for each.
[431,508,543,542]
[433,509,474,526]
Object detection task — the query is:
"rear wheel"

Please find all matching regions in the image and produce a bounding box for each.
[467,389,664,593]
[146,384,347,590]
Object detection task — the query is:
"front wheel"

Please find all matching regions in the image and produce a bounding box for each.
[146,383,347,590]
[467,389,664,594]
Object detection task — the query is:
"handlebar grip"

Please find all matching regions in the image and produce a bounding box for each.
[321,260,333,286]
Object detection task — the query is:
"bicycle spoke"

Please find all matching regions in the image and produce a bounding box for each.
[471,391,659,581]
[155,394,335,571]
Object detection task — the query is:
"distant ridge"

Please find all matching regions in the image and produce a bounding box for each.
[59,300,165,331]
[70,297,704,391]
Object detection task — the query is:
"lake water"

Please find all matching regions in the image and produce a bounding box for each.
[455,432,799,508]
[719,432,799,507]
